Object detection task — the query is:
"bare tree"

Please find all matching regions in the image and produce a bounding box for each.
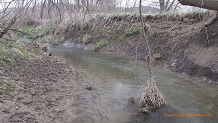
[159,0,178,13]
[147,0,179,13]
[159,0,165,13]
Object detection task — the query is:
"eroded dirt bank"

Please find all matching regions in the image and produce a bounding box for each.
[0,56,79,123]
[54,11,218,84]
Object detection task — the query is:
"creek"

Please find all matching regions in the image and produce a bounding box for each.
[49,44,218,123]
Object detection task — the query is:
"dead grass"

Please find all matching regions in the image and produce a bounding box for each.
[54,11,213,38]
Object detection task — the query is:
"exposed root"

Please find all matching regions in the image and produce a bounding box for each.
[139,78,167,113]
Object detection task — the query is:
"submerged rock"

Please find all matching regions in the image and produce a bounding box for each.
[128,97,135,104]
[85,86,92,90]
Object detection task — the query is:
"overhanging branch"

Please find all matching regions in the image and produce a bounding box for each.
[178,0,218,10]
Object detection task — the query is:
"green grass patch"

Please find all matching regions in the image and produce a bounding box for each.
[126,31,134,37]
[16,48,30,59]
[1,37,13,46]
[110,32,126,43]
[154,45,160,50]
[17,26,50,39]
[0,35,32,69]
[133,27,140,34]
[51,40,61,45]
[50,36,64,46]
[15,31,23,37]
[96,28,106,34]
[116,34,126,43]
[5,84,13,92]
[94,39,108,51]
[110,33,119,41]
[0,82,13,92]
[32,49,43,56]
[125,27,140,37]
[0,60,10,69]
[0,41,14,69]
[38,36,51,44]
[22,52,30,59]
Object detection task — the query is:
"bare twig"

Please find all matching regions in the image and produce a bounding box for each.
[0,0,34,39]
[1,0,16,19]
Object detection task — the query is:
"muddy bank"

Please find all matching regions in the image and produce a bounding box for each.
[54,12,218,84]
[0,56,79,123]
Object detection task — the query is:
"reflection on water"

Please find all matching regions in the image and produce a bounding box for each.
[50,45,218,123]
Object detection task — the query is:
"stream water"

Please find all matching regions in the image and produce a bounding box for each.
[49,44,218,123]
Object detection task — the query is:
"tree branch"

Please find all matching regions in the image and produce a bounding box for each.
[178,0,218,10]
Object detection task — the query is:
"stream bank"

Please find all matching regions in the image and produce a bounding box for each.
[53,12,218,84]
[0,56,79,123]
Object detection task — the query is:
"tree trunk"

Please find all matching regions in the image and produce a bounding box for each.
[76,0,80,9]
[178,0,218,10]
[159,0,165,13]
[0,18,16,39]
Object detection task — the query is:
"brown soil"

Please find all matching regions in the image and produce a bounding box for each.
[0,56,79,123]
[55,11,218,84]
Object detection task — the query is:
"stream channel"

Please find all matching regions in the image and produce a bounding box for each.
[48,43,218,123]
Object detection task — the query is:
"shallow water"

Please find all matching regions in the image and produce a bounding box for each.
[18,37,32,43]
[50,45,218,123]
